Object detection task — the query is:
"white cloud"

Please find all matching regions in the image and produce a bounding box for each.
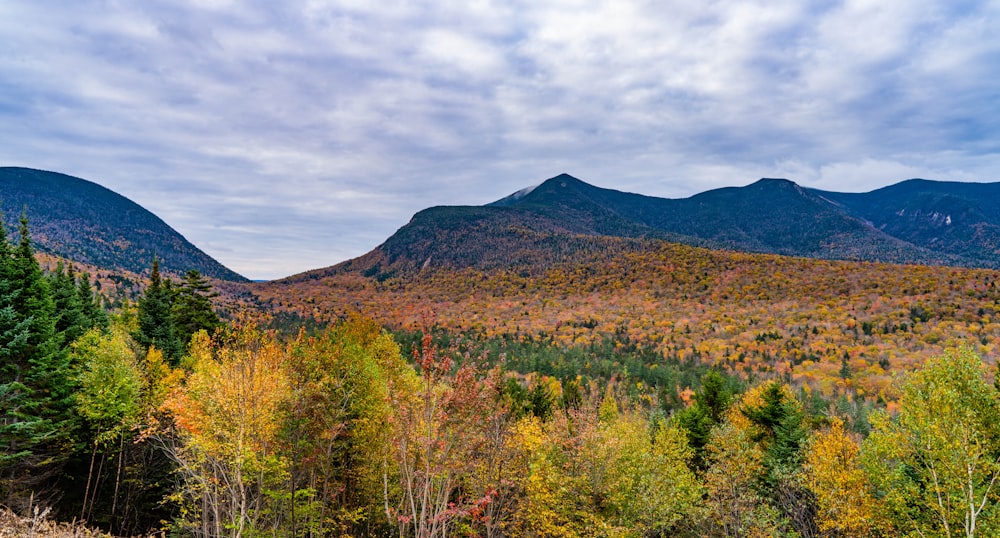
[1,0,998,278]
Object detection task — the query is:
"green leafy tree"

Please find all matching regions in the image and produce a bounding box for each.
[280,316,402,536]
[73,326,143,525]
[864,346,1000,537]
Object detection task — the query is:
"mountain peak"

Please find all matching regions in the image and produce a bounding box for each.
[490,173,593,206]
[534,173,593,192]
[751,177,798,187]
[546,173,585,184]
[312,173,1000,281]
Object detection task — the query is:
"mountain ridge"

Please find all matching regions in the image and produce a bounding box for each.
[282,173,998,283]
[0,167,247,282]
[5,167,998,285]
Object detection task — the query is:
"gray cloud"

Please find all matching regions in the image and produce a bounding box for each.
[1,0,998,279]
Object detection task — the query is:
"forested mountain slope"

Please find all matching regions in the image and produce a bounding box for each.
[286,173,995,284]
[490,174,988,266]
[0,167,246,281]
[814,179,1000,265]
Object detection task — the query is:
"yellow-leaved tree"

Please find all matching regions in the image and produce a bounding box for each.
[804,417,876,535]
[162,320,290,537]
[595,412,703,536]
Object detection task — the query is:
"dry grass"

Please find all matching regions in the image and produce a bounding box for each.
[0,506,113,538]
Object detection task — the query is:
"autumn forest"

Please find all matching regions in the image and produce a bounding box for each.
[3,195,1000,538]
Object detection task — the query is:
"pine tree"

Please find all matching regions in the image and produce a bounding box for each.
[75,271,109,331]
[0,214,77,509]
[50,262,89,346]
[135,258,182,363]
[172,269,220,347]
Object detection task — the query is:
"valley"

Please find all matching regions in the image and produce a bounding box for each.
[4,167,1000,537]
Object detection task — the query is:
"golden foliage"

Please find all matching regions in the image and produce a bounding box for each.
[253,239,1000,404]
[805,418,876,536]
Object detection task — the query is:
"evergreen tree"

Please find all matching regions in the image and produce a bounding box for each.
[135,258,182,363]
[172,269,220,347]
[839,354,852,380]
[742,382,807,470]
[739,382,815,537]
[677,369,733,470]
[699,369,732,424]
[0,214,77,509]
[50,262,89,346]
[75,271,109,331]
[0,212,34,477]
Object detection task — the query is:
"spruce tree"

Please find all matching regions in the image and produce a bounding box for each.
[0,212,34,475]
[741,382,808,472]
[75,271,109,331]
[0,214,77,509]
[50,262,89,346]
[172,269,220,347]
[135,258,182,363]
[677,369,733,470]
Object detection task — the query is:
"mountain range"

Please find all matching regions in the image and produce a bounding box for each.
[0,167,246,281]
[3,167,999,285]
[291,173,1000,283]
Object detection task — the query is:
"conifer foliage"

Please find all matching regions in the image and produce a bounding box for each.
[0,213,107,510]
[135,259,183,363]
[172,269,220,346]
[135,262,220,364]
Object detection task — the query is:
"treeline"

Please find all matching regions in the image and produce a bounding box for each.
[157,329,1000,537]
[257,238,1000,410]
[6,213,1000,536]
[8,311,1000,536]
[0,213,222,534]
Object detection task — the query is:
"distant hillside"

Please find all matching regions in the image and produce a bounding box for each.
[814,179,1000,265]
[287,173,992,283]
[0,167,246,281]
[254,171,1000,406]
[496,175,968,265]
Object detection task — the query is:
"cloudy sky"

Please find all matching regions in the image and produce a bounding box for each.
[2,0,999,279]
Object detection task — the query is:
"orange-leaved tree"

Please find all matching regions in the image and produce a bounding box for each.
[162,319,289,537]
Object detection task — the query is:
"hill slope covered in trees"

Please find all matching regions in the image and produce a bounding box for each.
[289,173,999,283]
[0,167,246,281]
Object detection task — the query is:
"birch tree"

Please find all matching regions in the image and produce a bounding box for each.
[863,347,1000,538]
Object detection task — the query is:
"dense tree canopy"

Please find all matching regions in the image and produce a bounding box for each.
[0,214,106,511]
[7,213,1000,537]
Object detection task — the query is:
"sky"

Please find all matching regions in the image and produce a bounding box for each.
[2,0,999,280]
